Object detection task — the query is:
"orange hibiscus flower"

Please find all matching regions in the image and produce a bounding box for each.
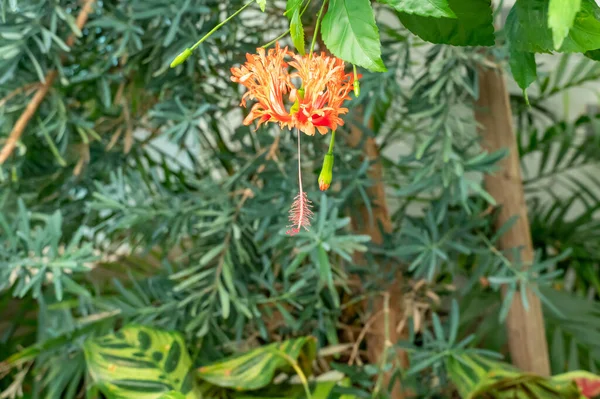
[230,44,358,236]
[230,44,295,131]
[230,44,356,136]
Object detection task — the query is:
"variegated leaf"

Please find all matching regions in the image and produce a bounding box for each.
[198,337,317,391]
[234,375,357,398]
[83,325,201,399]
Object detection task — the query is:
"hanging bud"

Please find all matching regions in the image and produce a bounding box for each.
[318,153,334,191]
[170,48,192,68]
[353,80,360,97]
[352,64,360,97]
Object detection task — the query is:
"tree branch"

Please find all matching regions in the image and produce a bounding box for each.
[0,0,96,165]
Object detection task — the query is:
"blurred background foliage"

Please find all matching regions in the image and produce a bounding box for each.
[1,0,600,398]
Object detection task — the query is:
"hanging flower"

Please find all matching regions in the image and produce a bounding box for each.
[230,44,356,136]
[288,54,354,136]
[230,44,295,130]
[230,44,358,236]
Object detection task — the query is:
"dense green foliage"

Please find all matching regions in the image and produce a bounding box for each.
[2,0,600,398]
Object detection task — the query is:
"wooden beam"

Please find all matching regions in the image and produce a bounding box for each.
[475,64,551,376]
[348,128,408,399]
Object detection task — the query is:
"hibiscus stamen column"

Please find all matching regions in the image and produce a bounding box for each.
[287,129,313,236]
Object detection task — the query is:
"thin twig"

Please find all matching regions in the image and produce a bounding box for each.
[0,0,96,164]
[0,84,40,109]
[348,309,384,366]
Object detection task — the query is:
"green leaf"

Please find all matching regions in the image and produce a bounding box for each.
[548,0,582,50]
[509,47,537,103]
[159,392,186,399]
[585,48,600,60]
[321,0,386,72]
[506,0,600,53]
[233,379,356,398]
[398,0,494,46]
[83,325,200,399]
[467,369,584,398]
[256,0,266,12]
[378,0,456,18]
[290,7,305,55]
[197,337,317,391]
[285,0,302,15]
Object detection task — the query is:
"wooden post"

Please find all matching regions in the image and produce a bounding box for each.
[348,129,408,399]
[475,64,551,376]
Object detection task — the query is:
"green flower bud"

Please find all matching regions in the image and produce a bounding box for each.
[170,48,193,68]
[318,153,334,191]
[353,80,360,97]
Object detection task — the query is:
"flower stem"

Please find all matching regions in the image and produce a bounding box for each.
[327,129,335,155]
[297,129,303,196]
[190,0,254,51]
[262,0,313,48]
[262,29,290,49]
[309,0,328,56]
[268,349,312,399]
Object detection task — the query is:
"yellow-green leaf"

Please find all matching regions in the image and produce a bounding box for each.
[290,7,305,55]
[198,337,317,391]
[548,0,582,50]
[83,325,201,399]
[285,0,302,15]
[507,0,600,53]
[231,377,357,398]
[159,392,187,399]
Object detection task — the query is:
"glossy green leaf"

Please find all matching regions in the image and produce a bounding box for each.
[466,369,584,399]
[585,48,600,60]
[321,0,386,72]
[285,0,302,15]
[290,7,305,55]
[256,0,266,12]
[548,0,582,50]
[83,325,200,399]
[554,371,600,398]
[509,47,537,103]
[234,380,351,398]
[445,354,501,398]
[198,337,317,391]
[398,0,493,46]
[379,0,456,18]
[506,0,600,53]
[159,392,187,399]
